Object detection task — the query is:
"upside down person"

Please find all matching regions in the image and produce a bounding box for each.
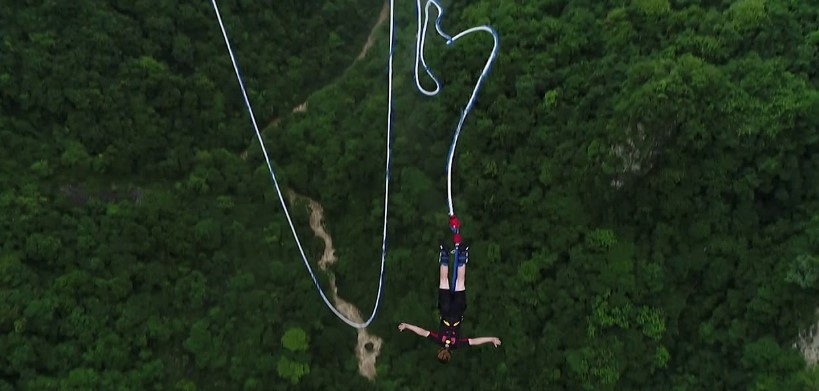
[397,243,502,364]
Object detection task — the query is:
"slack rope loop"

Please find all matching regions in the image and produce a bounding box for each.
[211,0,496,328]
[209,0,395,329]
[413,0,500,217]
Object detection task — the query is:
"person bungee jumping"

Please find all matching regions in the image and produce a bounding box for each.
[397,216,501,364]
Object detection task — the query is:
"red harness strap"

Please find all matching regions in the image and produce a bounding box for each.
[449,214,461,246]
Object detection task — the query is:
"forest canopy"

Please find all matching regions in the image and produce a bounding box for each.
[2,0,819,390]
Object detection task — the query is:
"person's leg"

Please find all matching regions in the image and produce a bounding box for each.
[439,243,450,289]
[454,246,468,291]
[439,263,450,289]
[438,251,453,314]
[455,264,466,291]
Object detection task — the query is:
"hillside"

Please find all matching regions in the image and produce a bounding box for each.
[2,1,819,390]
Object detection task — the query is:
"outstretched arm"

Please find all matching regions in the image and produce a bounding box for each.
[397,322,430,338]
[468,337,502,347]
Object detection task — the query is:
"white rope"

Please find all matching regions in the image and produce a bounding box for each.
[413,0,499,216]
[209,0,394,329]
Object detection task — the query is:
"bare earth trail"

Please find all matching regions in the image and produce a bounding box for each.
[356,1,389,62]
[231,0,819,377]
[238,3,390,380]
[240,1,389,161]
[287,190,383,381]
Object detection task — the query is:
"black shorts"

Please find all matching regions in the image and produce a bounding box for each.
[438,289,467,319]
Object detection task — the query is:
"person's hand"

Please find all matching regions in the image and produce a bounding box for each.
[398,323,407,332]
[491,337,501,347]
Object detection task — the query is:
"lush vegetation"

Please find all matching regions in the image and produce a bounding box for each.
[2,0,819,390]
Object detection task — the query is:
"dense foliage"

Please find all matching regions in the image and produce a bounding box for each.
[2,0,819,390]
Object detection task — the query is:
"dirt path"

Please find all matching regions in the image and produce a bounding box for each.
[356,2,389,61]
[239,9,391,377]
[238,0,390,161]
[233,4,390,379]
[287,190,383,382]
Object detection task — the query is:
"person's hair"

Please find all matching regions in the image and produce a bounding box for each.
[437,348,451,364]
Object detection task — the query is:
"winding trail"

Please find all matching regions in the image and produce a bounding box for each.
[287,190,383,381]
[239,0,390,162]
[236,4,390,379]
[356,2,389,61]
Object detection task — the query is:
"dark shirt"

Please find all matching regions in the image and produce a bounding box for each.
[426,317,470,349]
